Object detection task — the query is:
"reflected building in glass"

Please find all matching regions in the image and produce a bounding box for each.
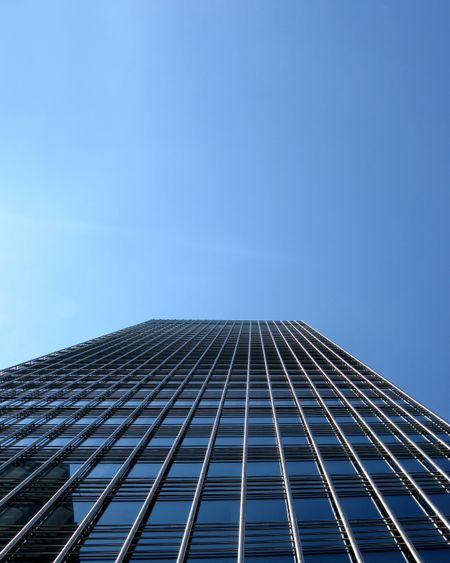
[0,319,449,562]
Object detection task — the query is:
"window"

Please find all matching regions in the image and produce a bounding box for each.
[247,461,280,477]
[384,495,425,518]
[147,500,191,524]
[362,459,393,473]
[97,501,141,525]
[246,498,287,522]
[128,463,161,479]
[339,496,380,519]
[286,460,319,475]
[167,463,202,478]
[325,460,356,475]
[294,497,334,521]
[87,463,122,479]
[196,499,239,523]
[207,462,241,477]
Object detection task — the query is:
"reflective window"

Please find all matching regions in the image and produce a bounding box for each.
[246,498,287,522]
[384,495,425,518]
[196,499,239,523]
[128,462,161,479]
[147,500,191,524]
[87,463,122,479]
[247,461,280,477]
[339,496,380,519]
[295,497,335,521]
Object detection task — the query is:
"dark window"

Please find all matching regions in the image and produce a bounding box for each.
[294,497,335,521]
[246,498,287,522]
[167,462,202,478]
[196,499,239,523]
[87,463,122,478]
[384,495,425,518]
[128,463,161,478]
[325,460,356,474]
[339,496,380,519]
[147,500,191,524]
[362,459,393,473]
[97,501,141,525]
[207,462,241,477]
[286,460,319,475]
[247,461,280,477]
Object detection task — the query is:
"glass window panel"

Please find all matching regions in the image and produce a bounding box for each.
[182,436,210,446]
[247,461,280,477]
[246,498,287,522]
[325,460,356,474]
[128,462,161,479]
[247,435,276,446]
[196,499,239,523]
[207,462,241,477]
[295,497,335,521]
[286,460,319,475]
[427,494,450,516]
[87,463,122,479]
[147,500,191,524]
[339,496,381,519]
[282,436,308,445]
[384,495,425,518]
[167,462,202,478]
[97,501,141,525]
[314,435,340,444]
[362,459,393,473]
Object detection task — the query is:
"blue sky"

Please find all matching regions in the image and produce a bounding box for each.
[0,2,449,417]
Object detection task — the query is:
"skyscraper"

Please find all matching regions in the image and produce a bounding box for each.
[0,319,449,562]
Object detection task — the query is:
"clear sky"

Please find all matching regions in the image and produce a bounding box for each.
[0,2,449,418]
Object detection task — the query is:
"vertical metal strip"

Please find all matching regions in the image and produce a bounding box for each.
[0,322,198,508]
[257,321,304,563]
[0,320,165,414]
[238,320,251,563]
[175,322,244,563]
[293,322,450,483]
[263,322,364,563]
[285,323,450,533]
[299,321,450,433]
[279,321,423,562]
[0,320,175,430]
[0,321,190,451]
[298,321,450,452]
[114,322,236,563]
[0,320,218,560]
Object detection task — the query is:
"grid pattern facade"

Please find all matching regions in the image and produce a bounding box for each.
[0,319,449,563]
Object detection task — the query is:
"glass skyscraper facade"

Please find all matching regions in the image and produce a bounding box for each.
[0,319,449,563]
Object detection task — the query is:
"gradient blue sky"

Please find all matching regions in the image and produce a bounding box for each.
[0,2,449,417]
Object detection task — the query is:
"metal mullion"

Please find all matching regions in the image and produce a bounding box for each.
[0,320,218,560]
[115,321,237,563]
[0,320,188,436]
[0,321,191,455]
[51,321,227,561]
[0,321,196,477]
[257,321,304,563]
[175,321,244,563]
[264,322,364,563]
[0,320,164,401]
[0,320,177,425]
[279,321,424,562]
[292,322,450,484]
[237,320,251,563]
[0,321,166,423]
[281,324,450,536]
[0,320,211,511]
[299,321,450,435]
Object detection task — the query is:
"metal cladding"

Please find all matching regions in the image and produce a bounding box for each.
[0,319,449,562]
